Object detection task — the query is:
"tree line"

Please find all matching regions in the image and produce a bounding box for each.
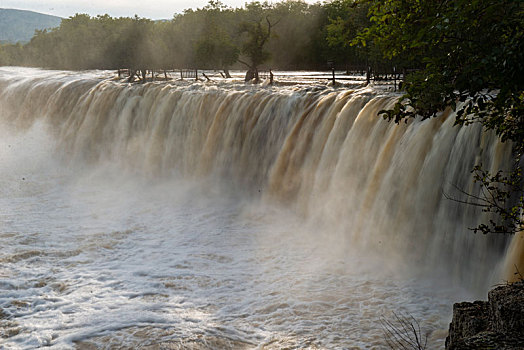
[0,0,402,74]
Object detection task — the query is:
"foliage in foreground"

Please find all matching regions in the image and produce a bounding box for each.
[358,0,524,235]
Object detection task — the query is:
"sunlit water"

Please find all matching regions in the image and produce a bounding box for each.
[0,68,512,349]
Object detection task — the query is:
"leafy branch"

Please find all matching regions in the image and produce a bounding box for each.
[444,164,524,235]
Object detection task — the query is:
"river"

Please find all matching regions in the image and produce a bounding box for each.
[0,68,514,349]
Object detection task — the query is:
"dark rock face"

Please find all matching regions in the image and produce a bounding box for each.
[445,282,524,350]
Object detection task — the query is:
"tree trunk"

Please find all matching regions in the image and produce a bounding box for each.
[245,69,256,82]
[128,69,138,83]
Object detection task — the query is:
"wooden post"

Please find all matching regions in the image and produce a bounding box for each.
[180,70,183,80]
[164,70,167,80]
[195,69,198,81]
[394,66,397,91]
[332,67,336,85]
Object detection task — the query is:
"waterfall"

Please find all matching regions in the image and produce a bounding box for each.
[0,68,516,290]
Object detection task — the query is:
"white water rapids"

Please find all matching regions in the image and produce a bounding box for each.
[0,68,516,349]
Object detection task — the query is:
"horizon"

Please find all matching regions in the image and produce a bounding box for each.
[0,0,319,20]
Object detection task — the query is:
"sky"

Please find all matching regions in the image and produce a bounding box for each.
[0,0,317,19]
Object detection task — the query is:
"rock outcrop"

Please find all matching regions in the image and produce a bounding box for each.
[445,281,524,349]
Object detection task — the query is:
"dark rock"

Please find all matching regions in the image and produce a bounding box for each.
[445,281,524,350]
[488,283,524,335]
[446,301,490,349]
[445,301,491,349]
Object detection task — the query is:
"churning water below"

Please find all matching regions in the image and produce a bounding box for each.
[0,161,461,349]
[0,68,514,349]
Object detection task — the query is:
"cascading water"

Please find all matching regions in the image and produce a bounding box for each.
[0,67,517,349]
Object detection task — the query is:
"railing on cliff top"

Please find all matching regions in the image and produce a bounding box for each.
[116,67,412,90]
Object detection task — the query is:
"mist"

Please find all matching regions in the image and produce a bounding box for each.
[0,68,514,347]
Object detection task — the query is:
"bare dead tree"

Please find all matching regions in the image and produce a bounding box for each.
[380,312,428,350]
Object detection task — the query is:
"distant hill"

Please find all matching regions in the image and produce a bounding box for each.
[0,8,62,44]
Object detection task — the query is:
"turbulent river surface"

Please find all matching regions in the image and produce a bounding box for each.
[0,68,515,349]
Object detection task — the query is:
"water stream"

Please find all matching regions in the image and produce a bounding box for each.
[0,68,514,349]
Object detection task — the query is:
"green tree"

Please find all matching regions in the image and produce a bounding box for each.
[237,1,279,81]
[266,1,324,70]
[194,1,239,76]
[0,42,25,66]
[358,0,524,235]
[324,0,370,70]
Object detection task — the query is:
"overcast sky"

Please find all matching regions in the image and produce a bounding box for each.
[0,0,317,19]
